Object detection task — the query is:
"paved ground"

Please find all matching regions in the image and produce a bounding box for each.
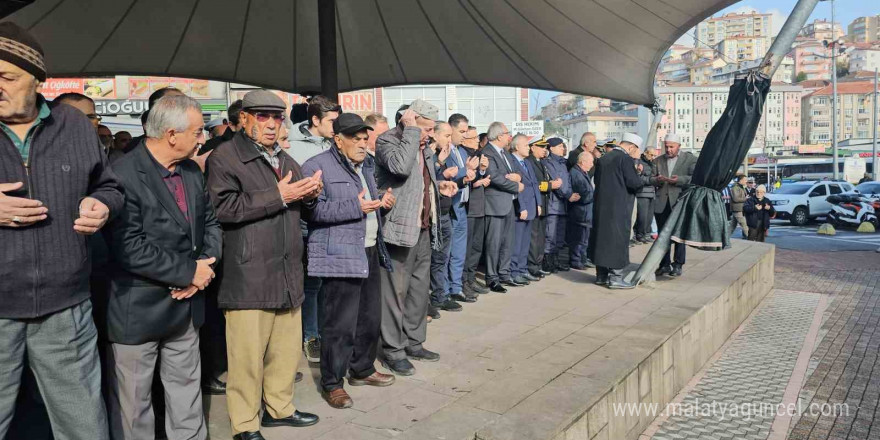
[642,234,880,440]
[758,221,880,252]
[647,290,822,440]
[203,241,769,440]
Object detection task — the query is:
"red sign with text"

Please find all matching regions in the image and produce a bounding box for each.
[41,78,84,99]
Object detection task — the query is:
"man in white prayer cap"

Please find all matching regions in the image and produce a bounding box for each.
[587,133,645,289]
[650,133,697,277]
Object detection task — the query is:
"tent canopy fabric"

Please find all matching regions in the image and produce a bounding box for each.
[4,0,738,105]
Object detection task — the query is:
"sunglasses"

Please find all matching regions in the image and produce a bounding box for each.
[251,112,285,123]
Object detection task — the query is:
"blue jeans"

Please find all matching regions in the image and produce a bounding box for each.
[446,203,468,294]
[303,273,324,341]
[430,214,453,305]
[511,219,532,278]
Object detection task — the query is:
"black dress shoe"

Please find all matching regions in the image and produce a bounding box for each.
[513,276,532,285]
[488,282,508,293]
[202,377,226,395]
[557,265,570,272]
[570,264,586,270]
[539,268,551,276]
[406,348,440,362]
[655,265,672,276]
[383,358,416,376]
[594,276,609,286]
[452,292,478,303]
[670,264,683,277]
[501,278,522,287]
[438,299,463,312]
[469,281,490,294]
[427,304,441,319]
[261,410,319,428]
[234,431,266,440]
[296,372,303,383]
[524,273,540,281]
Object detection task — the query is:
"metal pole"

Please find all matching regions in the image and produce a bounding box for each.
[830,0,839,180]
[318,0,338,97]
[761,0,821,78]
[873,68,878,180]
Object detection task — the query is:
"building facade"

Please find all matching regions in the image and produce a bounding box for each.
[848,15,880,44]
[848,46,880,73]
[802,81,880,145]
[799,19,844,41]
[655,83,802,153]
[695,11,772,48]
[715,35,768,62]
[792,39,833,82]
[382,85,529,133]
[560,111,638,145]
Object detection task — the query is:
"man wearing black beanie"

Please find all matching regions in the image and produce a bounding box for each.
[0,22,123,439]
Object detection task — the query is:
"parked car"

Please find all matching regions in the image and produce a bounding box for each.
[765,181,854,226]
[850,181,880,200]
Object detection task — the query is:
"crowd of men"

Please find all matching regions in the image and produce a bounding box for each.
[0,23,700,440]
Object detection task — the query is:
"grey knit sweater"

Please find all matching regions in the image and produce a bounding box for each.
[0,101,124,319]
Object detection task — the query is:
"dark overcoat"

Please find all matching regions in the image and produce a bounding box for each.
[205,131,306,310]
[588,148,643,269]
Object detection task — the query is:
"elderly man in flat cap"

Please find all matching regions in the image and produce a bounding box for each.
[651,133,697,278]
[206,90,322,440]
[0,22,124,439]
[589,133,645,289]
[374,99,457,376]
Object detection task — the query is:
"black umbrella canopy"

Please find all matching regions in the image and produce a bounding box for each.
[4,0,739,105]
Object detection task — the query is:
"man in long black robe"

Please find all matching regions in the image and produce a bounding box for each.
[589,133,645,289]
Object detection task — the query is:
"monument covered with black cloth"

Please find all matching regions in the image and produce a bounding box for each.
[630,72,771,285]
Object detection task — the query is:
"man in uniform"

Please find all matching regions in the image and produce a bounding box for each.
[525,137,552,280]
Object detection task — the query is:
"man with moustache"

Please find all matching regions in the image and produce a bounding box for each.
[206,90,322,439]
[301,113,397,409]
[103,95,222,440]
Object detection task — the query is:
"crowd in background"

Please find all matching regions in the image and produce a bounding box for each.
[0,22,714,440]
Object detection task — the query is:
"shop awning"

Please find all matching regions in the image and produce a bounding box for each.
[4,0,739,105]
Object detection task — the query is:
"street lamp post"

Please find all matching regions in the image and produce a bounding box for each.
[830,0,838,180]
[874,68,878,180]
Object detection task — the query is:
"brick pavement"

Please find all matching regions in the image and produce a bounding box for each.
[644,249,880,440]
[648,290,821,440]
[785,266,880,440]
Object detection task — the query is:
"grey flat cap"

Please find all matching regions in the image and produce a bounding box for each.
[409,98,439,121]
[242,89,286,112]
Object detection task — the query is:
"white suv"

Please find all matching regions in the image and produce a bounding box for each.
[765,181,854,226]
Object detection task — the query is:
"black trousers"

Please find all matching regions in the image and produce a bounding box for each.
[656,201,686,267]
[464,216,486,284]
[320,246,382,392]
[200,280,226,382]
[634,197,654,239]
[484,208,515,284]
[528,215,547,274]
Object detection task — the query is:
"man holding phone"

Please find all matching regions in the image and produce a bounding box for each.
[374,100,456,376]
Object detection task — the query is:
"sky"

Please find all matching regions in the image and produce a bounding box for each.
[529,0,878,116]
